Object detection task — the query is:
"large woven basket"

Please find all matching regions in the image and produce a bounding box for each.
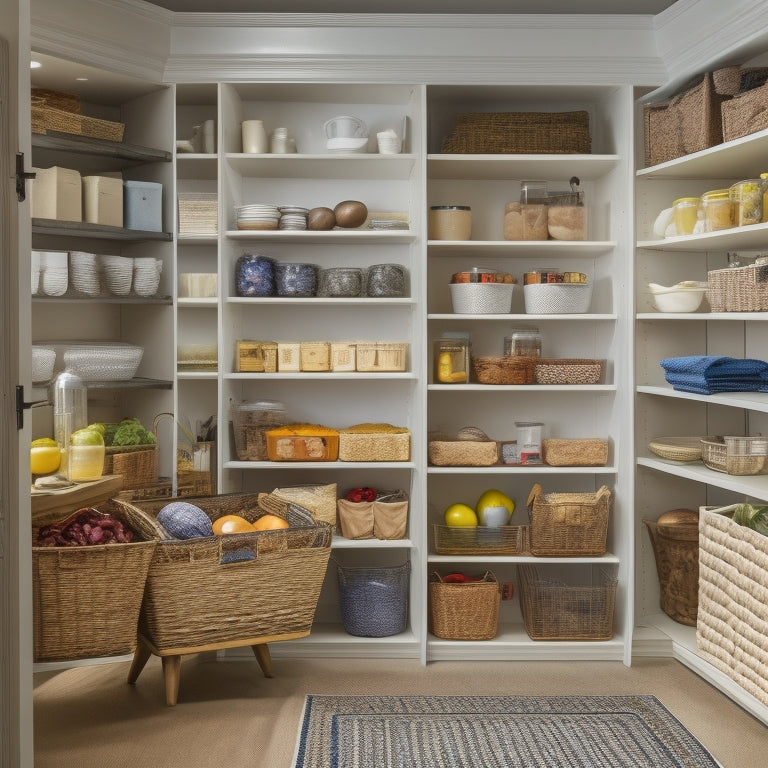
[472,355,536,385]
[697,505,768,706]
[111,492,332,651]
[527,483,611,557]
[643,72,728,166]
[103,444,159,487]
[518,564,617,641]
[707,263,768,312]
[428,436,499,466]
[541,438,608,467]
[429,570,500,640]
[31,499,160,662]
[721,81,768,142]
[441,111,591,154]
[643,514,699,626]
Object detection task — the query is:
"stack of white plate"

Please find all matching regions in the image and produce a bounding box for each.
[69,251,101,296]
[279,205,309,230]
[235,203,280,230]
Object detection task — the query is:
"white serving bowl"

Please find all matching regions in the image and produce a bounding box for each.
[326,137,369,153]
[648,282,708,313]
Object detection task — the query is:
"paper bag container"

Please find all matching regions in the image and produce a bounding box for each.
[124,180,162,231]
[31,166,82,222]
[83,175,123,227]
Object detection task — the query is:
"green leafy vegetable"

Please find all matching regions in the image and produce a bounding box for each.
[732,503,768,536]
[111,418,157,447]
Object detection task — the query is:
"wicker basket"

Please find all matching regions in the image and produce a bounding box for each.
[429,571,501,640]
[336,560,409,637]
[428,436,499,466]
[257,482,338,529]
[643,72,728,167]
[355,342,409,372]
[700,436,768,476]
[111,492,332,651]
[31,103,125,141]
[32,87,81,113]
[643,513,699,626]
[31,500,160,662]
[441,111,591,154]
[647,436,711,462]
[433,524,530,555]
[534,358,604,385]
[707,263,768,312]
[518,564,617,641]
[472,355,536,385]
[103,445,159,487]
[338,424,411,462]
[697,505,768,706]
[542,438,608,467]
[721,80,768,142]
[527,482,611,557]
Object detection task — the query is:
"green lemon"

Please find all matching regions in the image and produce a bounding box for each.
[31,437,58,448]
[70,428,105,447]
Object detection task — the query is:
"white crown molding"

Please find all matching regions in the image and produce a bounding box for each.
[163,53,667,87]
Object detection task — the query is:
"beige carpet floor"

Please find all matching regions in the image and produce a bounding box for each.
[34,654,766,768]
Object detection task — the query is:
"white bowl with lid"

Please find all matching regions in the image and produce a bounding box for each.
[648,281,708,313]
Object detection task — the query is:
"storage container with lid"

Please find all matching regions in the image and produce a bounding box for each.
[504,328,542,357]
[235,254,275,296]
[672,196,699,235]
[434,333,470,384]
[701,189,734,231]
[230,399,286,461]
[729,179,764,226]
[428,205,472,240]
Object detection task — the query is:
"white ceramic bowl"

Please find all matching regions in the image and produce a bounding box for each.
[326,137,369,153]
[649,282,707,313]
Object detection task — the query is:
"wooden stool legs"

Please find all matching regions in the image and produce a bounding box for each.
[252,642,274,678]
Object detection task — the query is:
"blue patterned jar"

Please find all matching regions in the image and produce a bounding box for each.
[235,254,276,297]
[275,262,319,297]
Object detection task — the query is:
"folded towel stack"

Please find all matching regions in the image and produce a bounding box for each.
[660,355,768,394]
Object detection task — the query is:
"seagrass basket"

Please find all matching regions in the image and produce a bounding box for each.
[111,492,332,651]
[527,482,611,556]
[257,482,338,529]
[707,263,768,312]
[429,571,500,640]
[441,111,591,154]
[103,444,159,487]
[472,355,536,385]
[32,499,161,662]
[542,438,608,467]
[534,358,604,385]
[433,524,530,555]
[338,423,411,462]
[428,435,499,466]
[721,81,768,142]
[31,103,125,141]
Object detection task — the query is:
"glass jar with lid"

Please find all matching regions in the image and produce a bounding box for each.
[672,196,700,235]
[230,399,286,461]
[701,189,734,232]
[434,333,470,384]
[504,328,542,357]
[729,179,764,226]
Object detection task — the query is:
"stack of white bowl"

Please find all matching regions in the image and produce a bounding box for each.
[326,137,369,154]
[69,251,101,296]
[235,203,280,230]
[279,205,309,230]
[133,257,163,297]
[39,251,69,296]
[99,254,133,296]
[376,129,402,154]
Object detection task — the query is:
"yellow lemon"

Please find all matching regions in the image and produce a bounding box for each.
[30,439,61,475]
[444,503,478,527]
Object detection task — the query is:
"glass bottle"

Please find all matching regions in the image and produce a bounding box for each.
[51,370,89,477]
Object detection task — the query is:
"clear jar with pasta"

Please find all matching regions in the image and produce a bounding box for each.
[701,189,734,232]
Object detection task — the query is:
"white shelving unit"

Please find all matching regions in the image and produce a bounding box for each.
[634,116,768,723]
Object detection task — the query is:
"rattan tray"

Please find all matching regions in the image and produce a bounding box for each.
[647,436,711,463]
[433,524,530,555]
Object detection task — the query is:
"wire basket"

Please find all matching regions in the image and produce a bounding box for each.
[707,263,768,312]
[700,436,768,475]
[523,282,592,314]
[336,560,410,637]
[527,483,611,557]
[518,564,617,641]
[433,524,530,555]
[429,571,501,640]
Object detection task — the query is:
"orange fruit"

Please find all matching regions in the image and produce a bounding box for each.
[212,514,255,535]
[252,514,290,531]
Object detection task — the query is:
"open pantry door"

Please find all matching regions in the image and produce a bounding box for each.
[0,0,34,765]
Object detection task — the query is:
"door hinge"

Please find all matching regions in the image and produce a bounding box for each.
[15,385,47,430]
[16,152,36,202]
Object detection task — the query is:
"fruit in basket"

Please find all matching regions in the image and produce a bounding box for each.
[252,514,290,531]
[444,503,478,527]
[30,437,61,476]
[476,489,515,527]
[158,501,213,539]
[212,514,255,535]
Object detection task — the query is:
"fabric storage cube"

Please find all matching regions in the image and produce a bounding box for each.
[124,180,163,231]
[337,561,410,637]
[429,571,501,640]
[83,175,123,227]
[30,166,82,222]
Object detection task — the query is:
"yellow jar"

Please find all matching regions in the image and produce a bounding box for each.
[701,189,734,232]
[760,173,768,222]
[672,197,699,235]
[729,179,763,226]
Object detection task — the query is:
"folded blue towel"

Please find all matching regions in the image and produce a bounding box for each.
[664,372,766,394]
[660,355,768,378]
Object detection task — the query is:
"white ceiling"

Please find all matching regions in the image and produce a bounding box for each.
[144,1,677,13]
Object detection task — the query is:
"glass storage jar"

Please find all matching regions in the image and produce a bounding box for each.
[672,196,700,235]
[428,205,472,240]
[504,328,542,357]
[434,335,470,384]
[231,400,286,461]
[729,179,764,226]
[701,189,734,232]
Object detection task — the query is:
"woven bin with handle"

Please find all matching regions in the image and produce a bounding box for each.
[527,482,611,556]
[429,571,501,640]
[111,492,332,651]
[31,499,162,662]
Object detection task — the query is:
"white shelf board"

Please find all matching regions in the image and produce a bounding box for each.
[638,222,768,251]
[333,536,414,549]
[428,553,620,564]
[225,460,416,470]
[177,234,218,245]
[428,240,616,256]
[429,313,617,321]
[636,128,768,180]
[178,297,218,308]
[637,456,768,500]
[427,154,620,181]
[637,384,768,413]
[224,372,417,381]
[226,296,416,306]
[225,229,415,244]
[176,371,218,380]
[225,152,417,180]
[637,312,768,321]
[428,384,617,393]
[428,465,617,475]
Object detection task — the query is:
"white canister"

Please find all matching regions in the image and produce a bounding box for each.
[270,127,290,154]
[515,421,544,465]
[241,120,268,154]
